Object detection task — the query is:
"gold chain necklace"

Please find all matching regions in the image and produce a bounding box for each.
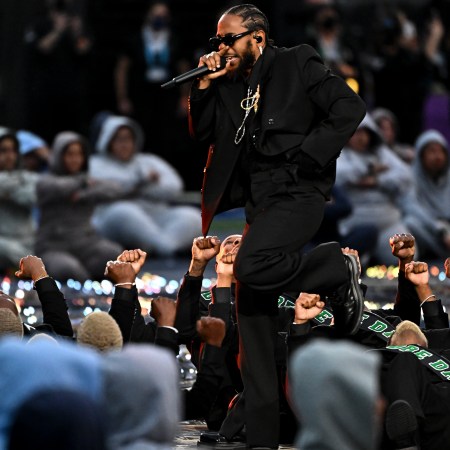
[234,84,260,145]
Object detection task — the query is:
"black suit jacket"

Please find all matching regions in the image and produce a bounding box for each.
[189,44,366,234]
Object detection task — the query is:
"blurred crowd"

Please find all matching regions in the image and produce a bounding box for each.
[2,2,450,449]
[1,0,450,279]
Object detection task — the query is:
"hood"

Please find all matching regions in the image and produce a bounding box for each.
[95,116,144,155]
[0,127,20,169]
[17,130,48,155]
[50,131,90,174]
[413,129,449,177]
[354,113,383,149]
[289,340,381,450]
[414,129,448,159]
[8,389,106,450]
[102,344,180,450]
[371,107,398,130]
[0,127,19,149]
[0,338,103,449]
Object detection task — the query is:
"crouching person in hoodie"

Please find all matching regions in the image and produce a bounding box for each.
[35,131,123,281]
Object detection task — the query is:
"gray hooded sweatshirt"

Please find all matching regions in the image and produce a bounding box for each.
[90,116,184,202]
[404,129,450,233]
[335,113,413,232]
[289,340,381,450]
[35,131,123,252]
[102,344,180,450]
[0,128,39,259]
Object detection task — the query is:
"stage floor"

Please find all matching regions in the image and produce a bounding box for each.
[174,421,295,449]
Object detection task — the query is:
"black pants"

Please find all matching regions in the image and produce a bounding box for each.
[233,165,349,447]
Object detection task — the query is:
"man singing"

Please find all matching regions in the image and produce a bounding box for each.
[188,4,366,448]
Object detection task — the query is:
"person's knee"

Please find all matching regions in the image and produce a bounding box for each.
[42,252,89,281]
[97,202,145,231]
[171,207,201,230]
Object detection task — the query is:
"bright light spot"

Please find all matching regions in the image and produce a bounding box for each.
[346,77,359,94]
[136,278,144,290]
[101,280,113,295]
[165,286,175,295]
[83,307,93,316]
[430,265,440,277]
[202,279,212,289]
[14,289,25,299]
[382,303,395,310]
[0,280,10,294]
[366,265,398,280]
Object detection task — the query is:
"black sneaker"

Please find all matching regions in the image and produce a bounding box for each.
[386,400,418,449]
[330,253,364,335]
[198,431,247,449]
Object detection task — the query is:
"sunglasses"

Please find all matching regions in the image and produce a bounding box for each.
[209,30,253,51]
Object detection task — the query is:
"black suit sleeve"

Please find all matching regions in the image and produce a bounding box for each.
[189,82,217,142]
[287,322,312,360]
[422,300,449,330]
[393,270,421,325]
[295,45,366,169]
[183,344,226,420]
[154,326,179,356]
[109,286,139,343]
[174,274,203,343]
[209,287,232,325]
[35,277,73,338]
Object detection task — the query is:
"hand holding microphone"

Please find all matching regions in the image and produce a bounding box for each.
[161,47,232,89]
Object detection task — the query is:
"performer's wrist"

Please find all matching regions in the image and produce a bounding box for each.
[197,77,211,90]
[188,260,207,277]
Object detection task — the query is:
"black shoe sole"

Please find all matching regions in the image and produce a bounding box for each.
[343,253,365,335]
[386,400,418,449]
[198,432,247,449]
[197,442,247,449]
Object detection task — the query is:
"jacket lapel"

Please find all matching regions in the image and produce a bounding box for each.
[217,47,276,133]
[218,80,246,131]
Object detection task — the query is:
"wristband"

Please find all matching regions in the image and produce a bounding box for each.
[32,275,50,290]
[34,274,49,283]
[114,282,136,287]
[420,294,436,307]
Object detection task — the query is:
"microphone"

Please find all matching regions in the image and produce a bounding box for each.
[161,57,226,89]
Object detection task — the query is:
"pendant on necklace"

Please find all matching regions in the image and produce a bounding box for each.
[253,84,260,113]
